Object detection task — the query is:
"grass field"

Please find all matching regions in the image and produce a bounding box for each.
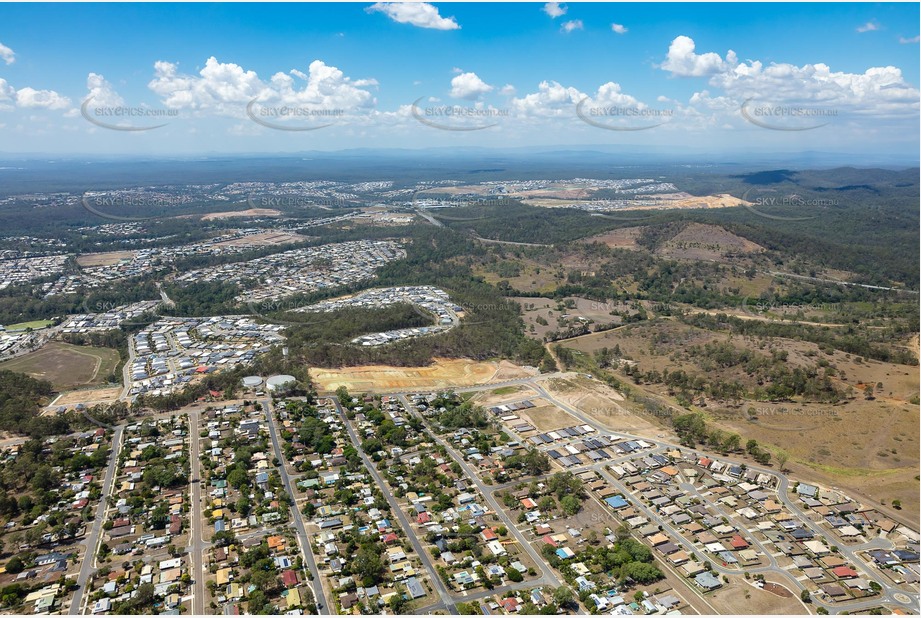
[4,319,54,331]
[0,341,120,389]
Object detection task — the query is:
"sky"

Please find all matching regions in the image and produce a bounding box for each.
[0,2,918,157]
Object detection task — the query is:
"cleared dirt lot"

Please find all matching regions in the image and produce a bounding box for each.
[211,230,309,247]
[705,578,806,615]
[537,375,666,439]
[515,400,579,432]
[310,358,532,393]
[0,341,120,389]
[76,250,137,267]
[50,386,123,408]
[201,208,281,220]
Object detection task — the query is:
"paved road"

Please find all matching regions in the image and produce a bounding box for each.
[393,379,921,615]
[397,395,563,591]
[262,399,330,615]
[187,409,207,615]
[333,399,459,615]
[70,425,123,615]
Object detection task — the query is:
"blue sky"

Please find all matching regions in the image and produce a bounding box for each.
[0,2,918,156]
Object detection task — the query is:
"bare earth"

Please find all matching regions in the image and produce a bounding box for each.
[50,386,123,408]
[201,208,281,220]
[210,230,309,247]
[310,358,533,393]
[76,250,138,267]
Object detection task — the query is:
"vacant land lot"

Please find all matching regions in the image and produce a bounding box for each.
[514,296,636,339]
[561,320,920,520]
[201,208,281,220]
[538,375,666,438]
[4,319,55,331]
[310,358,530,392]
[51,386,123,408]
[516,400,578,432]
[211,230,308,247]
[0,341,120,389]
[76,250,137,267]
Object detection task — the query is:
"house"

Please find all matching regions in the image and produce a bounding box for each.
[405,576,426,599]
[286,587,302,609]
[730,535,750,550]
[92,598,111,614]
[500,597,520,613]
[282,570,299,587]
[832,566,858,579]
[695,572,722,591]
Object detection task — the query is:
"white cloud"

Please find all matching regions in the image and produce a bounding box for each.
[0,42,14,65]
[660,36,920,119]
[84,73,125,107]
[857,21,880,33]
[543,2,566,18]
[148,57,377,114]
[14,87,71,110]
[0,76,71,111]
[899,35,920,44]
[661,35,736,77]
[499,84,516,96]
[510,80,646,118]
[450,72,493,100]
[611,23,628,34]
[561,20,583,34]
[366,3,459,30]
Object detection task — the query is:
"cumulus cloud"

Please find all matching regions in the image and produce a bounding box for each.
[0,42,14,65]
[13,87,71,110]
[899,35,920,44]
[449,72,493,100]
[366,2,459,30]
[499,84,516,96]
[660,35,920,119]
[560,20,583,33]
[611,23,628,34]
[857,21,880,33]
[0,75,70,111]
[510,79,647,118]
[543,2,566,18]
[661,35,736,77]
[147,57,377,114]
[84,73,125,107]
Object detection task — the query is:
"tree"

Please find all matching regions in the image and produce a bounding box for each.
[776,450,790,472]
[507,567,523,583]
[552,586,574,608]
[560,495,582,516]
[227,468,248,490]
[800,589,810,602]
[354,545,384,586]
[4,556,23,574]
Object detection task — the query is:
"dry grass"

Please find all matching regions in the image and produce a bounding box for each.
[76,250,137,267]
[0,341,120,390]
